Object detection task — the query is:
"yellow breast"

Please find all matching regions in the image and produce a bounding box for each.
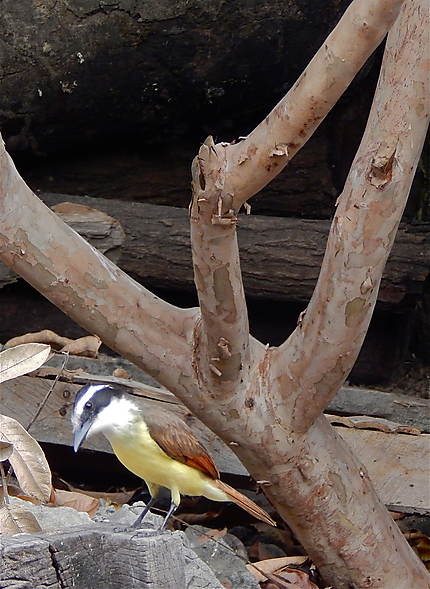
[106,421,210,498]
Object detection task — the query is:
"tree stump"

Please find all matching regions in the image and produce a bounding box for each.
[0,526,223,589]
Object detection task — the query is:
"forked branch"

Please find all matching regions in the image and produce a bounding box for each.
[272,0,429,431]
[189,0,409,406]
[0,1,428,585]
[224,0,406,209]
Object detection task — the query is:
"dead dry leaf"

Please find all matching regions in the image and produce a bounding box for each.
[60,335,101,358]
[0,483,25,501]
[4,493,39,505]
[389,510,406,521]
[247,556,308,583]
[0,415,51,502]
[405,531,430,570]
[176,509,224,526]
[5,330,101,358]
[50,488,99,517]
[274,567,318,589]
[6,330,71,350]
[71,488,135,507]
[112,367,130,379]
[0,343,51,383]
[0,503,42,534]
[327,414,421,435]
[188,527,228,547]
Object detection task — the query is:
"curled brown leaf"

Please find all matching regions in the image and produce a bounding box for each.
[247,556,308,583]
[0,415,51,502]
[50,488,99,517]
[5,330,101,358]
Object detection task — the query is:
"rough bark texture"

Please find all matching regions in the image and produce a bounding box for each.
[0,0,429,587]
[0,526,222,589]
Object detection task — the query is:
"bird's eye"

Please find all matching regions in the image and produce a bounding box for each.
[84,401,93,409]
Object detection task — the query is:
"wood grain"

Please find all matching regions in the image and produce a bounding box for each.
[0,525,222,588]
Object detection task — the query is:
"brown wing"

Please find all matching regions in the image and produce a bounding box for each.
[144,406,219,479]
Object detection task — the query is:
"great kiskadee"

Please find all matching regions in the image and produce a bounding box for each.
[71,383,275,530]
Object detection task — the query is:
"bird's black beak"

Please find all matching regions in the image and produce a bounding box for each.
[73,419,92,452]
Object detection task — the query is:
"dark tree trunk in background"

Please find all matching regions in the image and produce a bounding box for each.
[2,0,352,155]
[2,0,426,220]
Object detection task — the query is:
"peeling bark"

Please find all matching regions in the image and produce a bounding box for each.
[0,0,429,587]
[0,148,197,396]
[224,0,406,208]
[190,137,250,395]
[274,0,429,432]
[189,0,429,586]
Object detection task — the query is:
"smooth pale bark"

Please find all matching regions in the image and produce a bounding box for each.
[0,149,196,396]
[188,0,429,586]
[271,0,430,432]
[0,0,429,587]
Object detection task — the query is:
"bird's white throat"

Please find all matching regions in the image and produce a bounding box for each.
[89,396,138,438]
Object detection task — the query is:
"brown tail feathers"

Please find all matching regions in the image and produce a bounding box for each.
[213,480,276,526]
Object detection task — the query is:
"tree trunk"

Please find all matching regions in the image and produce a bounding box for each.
[0,0,428,586]
[188,0,429,585]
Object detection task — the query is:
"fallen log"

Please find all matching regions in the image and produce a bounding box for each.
[1,372,429,514]
[1,193,428,306]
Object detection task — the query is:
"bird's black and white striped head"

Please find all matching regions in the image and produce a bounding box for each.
[71,383,137,451]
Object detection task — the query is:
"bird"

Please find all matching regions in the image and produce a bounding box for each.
[71,383,276,531]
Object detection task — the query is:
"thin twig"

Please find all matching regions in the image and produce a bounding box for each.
[0,462,10,505]
[27,351,69,432]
